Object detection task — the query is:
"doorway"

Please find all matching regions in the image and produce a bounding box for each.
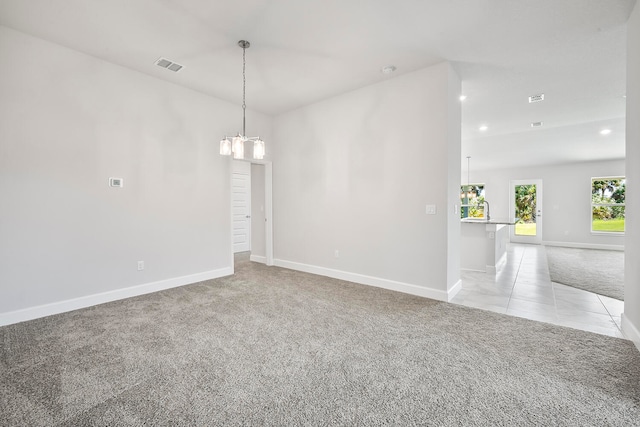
[510,179,543,244]
[231,160,273,266]
[231,161,251,253]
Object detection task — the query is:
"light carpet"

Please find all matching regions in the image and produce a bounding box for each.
[545,245,624,300]
[1,255,639,426]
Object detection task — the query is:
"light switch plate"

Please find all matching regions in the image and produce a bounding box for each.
[109,177,124,188]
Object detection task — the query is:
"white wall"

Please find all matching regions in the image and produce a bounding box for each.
[623,2,640,350]
[251,163,266,259]
[464,159,625,249]
[272,63,461,300]
[446,68,462,290]
[0,26,271,323]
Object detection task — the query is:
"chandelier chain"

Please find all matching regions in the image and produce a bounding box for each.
[220,40,264,160]
[242,45,246,136]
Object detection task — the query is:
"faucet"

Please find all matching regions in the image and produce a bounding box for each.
[484,201,491,221]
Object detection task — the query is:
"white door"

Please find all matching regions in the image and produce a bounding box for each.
[232,163,251,253]
[510,179,543,244]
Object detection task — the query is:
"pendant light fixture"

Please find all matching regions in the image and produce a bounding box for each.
[220,40,265,160]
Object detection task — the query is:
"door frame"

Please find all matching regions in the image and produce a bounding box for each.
[253,160,273,266]
[230,159,273,267]
[510,179,543,244]
[231,161,252,253]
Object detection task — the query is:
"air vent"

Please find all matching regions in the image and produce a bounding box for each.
[155,57,184,72]
[531,121,543,128]
[528,93,544,103]
[381,65,397,74]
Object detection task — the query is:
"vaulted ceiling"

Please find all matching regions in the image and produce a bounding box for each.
[0,0,634,171]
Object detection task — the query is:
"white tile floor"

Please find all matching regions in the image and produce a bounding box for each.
[451,243,626,339]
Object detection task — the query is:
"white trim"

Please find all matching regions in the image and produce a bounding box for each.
[486,251,507,274]
[274,259,452,302]
[461,267,486,273]
[622,314,640,353]
[590,231,625,237]
[239,159,273,266]
[0,267,233,327]
[447,279,462,302]
[264,162,274,266]
[250,254,267,264]
[228,158,235,274]
[543,241,624,251]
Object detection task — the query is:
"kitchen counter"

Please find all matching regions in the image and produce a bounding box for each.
[460,220,512,273]
[460,218,516,225]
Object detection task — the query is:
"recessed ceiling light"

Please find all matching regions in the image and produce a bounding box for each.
[459,95,467,101]
[479,125,489,131]
[600,129,612,135]
[381,65,397,74]
[531,121,543,128]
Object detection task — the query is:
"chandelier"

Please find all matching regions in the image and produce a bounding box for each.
[219,40,265,160]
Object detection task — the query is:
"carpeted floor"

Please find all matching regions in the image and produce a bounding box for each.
[545,246,624,300]
[1,255,639,426]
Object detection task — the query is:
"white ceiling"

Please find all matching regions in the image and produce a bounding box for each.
[0,0,634,171]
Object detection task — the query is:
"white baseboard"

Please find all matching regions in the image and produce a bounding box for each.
[249,254,267,264]
[486,253,506,274]
[274,259,453,302]
[0,267,233,327]
[622,314,640,353]
[543,241,624,251]
[461,267,486,273]
[447,279,462,302]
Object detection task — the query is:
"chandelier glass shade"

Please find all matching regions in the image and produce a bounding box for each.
[219,40,265,160]
[219,138,232,156]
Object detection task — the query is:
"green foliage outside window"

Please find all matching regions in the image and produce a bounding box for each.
[460,185,485,218]
[591,178,625,233]
[514,184,536,224]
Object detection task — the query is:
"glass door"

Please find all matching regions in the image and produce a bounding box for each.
[510,179,542,244]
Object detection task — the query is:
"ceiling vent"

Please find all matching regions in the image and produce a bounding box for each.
[155,57,183,72]
[531,121,543,128]
[528,93,544,103]
[381,65,397,74]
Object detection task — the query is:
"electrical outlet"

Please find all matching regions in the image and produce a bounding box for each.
[109,177,124,187]
[137,261,144,271]
[426,204,437,215]
[334,250,340,258]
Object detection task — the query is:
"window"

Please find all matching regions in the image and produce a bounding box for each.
[591,177,625,233]
[460,184,485,218]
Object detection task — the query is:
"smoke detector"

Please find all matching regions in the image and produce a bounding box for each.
[528,93,544,103]
[155,57,184,72]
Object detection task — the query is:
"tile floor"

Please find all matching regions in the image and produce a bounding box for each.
[451,243,626,339]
